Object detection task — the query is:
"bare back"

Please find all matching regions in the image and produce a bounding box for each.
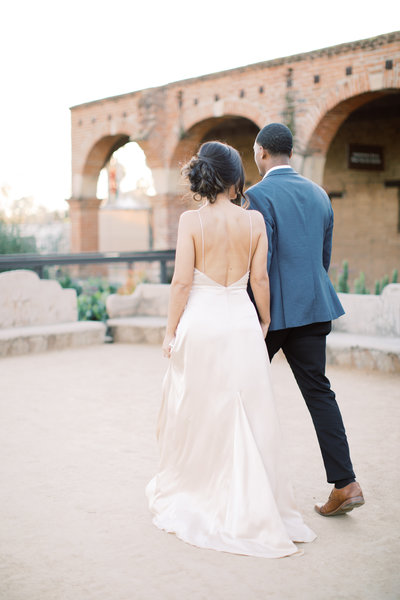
[193,203,255,287]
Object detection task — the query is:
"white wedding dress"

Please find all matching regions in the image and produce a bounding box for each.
[146,209,316,558]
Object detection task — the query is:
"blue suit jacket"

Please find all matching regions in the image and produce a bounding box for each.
[246,167,344,330]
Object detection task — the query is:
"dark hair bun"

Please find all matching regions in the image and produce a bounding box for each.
[182,141,246,204]
[183,155,225,202]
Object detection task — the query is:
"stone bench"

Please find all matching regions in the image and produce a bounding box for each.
[327,332,400,373]
[330,284,400,373]
[0,270,106,358]
[106,282,400,372]
[106,284,169,344]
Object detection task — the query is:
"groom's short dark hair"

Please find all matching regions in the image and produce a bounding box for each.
[256,123,293,156]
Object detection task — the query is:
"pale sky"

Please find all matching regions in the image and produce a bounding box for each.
[0,0,398,212]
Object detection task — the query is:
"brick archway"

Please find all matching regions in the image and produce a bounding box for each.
[69,31,400,251]
[169,114,260,169]
[299,70,400,183]
[68,132,152,252]
[180,99,265,140]
[153,114,260,249]
[320,90,400,287]
[78,133,130,199]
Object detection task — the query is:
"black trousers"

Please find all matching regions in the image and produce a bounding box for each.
[266,321,356,484]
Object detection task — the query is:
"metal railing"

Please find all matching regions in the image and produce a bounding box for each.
[0,250,176,283]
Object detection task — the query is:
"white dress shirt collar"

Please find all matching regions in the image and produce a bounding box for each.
[263,165,292,179]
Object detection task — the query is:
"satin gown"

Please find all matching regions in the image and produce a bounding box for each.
[146,211,316,558]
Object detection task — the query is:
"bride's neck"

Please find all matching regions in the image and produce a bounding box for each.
[214,192,233,205]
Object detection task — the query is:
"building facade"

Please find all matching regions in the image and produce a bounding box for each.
[69,31,400,288]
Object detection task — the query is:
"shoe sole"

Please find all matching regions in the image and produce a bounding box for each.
[315,497,365,517]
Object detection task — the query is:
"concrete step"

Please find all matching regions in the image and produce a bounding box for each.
[327,332,400,373]
[107,317,400,372]
[107,316,167,344]
[0,321,106,358]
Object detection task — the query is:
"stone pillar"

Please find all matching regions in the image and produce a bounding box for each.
[149,167,191,249]
[300,154,326,186]
[67,197,102,253]
[150,194,170,250]
[150,193,188,249]
[290,152,304,174]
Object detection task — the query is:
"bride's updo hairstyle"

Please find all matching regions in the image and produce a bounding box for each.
[182,141,247,205]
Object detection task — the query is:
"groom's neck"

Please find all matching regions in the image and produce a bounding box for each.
[265,155,291,171]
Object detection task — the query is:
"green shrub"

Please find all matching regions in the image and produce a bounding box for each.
[77,291,108,322]
[337,260,349,293]
[381,275,389,293]
[0,220,37,255]
[354,271,369,294]
[57,272,83,295]
[374,269,398,294]
[58,275,117,322]
[336,262,399,295]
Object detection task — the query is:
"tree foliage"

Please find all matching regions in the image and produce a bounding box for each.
[0,220,37,254]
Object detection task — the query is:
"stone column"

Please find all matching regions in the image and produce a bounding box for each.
[149,193,189,250]
[149,167,190,249]
[66,197,106,277]
[300,154,326,186]
[149,194,170,250]
[67,197,102,253]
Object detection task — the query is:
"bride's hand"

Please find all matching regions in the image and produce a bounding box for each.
[260,320,270,339]
[162,333,175,358]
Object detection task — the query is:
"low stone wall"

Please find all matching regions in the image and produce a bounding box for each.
[0,322,106,358]
[106,284,169,344]
[0,270,106,357]
[333,284,400,337]
[326,332,400,373]
[107,282,400,372]
[329,284,400,372]
[0,270,77,328]
[106,283,170,318]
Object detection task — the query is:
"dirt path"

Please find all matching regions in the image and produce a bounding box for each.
[0,344,399,600]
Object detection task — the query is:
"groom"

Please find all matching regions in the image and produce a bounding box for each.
[246,123,364,516]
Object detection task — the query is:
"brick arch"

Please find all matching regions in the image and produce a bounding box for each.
[181,99,266,134]
[77,133,150,199]
[169,106,263,168]
[303,74,400,155]
[69,31,400,252]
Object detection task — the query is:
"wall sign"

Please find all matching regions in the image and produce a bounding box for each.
[348,144,384,170]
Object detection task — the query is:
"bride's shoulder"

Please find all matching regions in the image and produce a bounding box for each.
[177,209,201,230]
[179,209,199,221]
[246,209,265,224]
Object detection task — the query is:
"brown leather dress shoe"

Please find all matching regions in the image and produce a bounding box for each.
[315,482,365,516]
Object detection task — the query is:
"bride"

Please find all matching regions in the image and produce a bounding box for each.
[146,141,316,558]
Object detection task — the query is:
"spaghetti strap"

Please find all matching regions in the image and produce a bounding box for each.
[197,209,205,273]
[247,211,253,272]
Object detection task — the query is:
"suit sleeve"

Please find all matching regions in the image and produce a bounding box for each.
[265,219,274,273]
[246,187,274,273]
[323,208,334,272]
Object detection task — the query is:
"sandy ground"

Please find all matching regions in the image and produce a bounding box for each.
[0,343,399,600]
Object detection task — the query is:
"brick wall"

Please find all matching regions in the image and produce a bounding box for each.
[69,31,400,283]
[324,96,400,288]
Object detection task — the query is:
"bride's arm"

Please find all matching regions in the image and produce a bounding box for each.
[162,212,195,357]
[249,212,271,337]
